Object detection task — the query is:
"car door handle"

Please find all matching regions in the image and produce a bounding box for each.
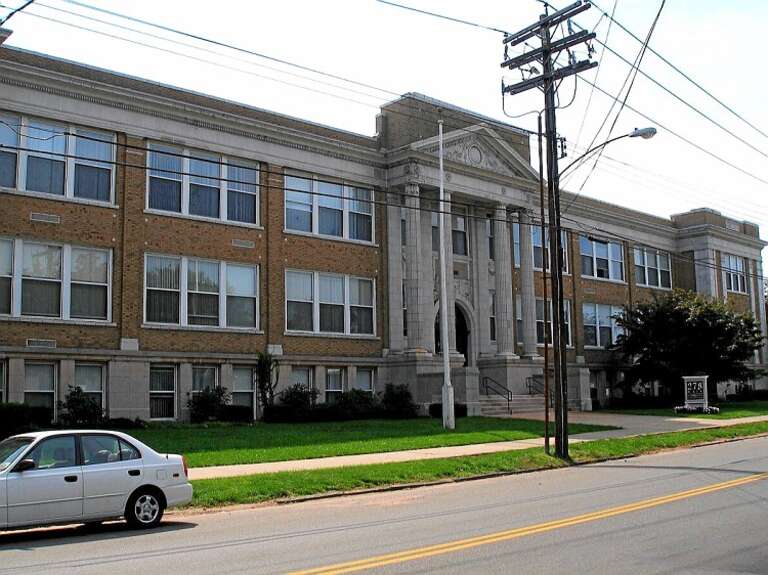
[64,475,78,483]
[128,469,141,477]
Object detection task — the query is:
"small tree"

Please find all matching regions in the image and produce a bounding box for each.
[255,351,280,409]
[614,289,764,401]
[187,386,230,423]
[58,386,103,426]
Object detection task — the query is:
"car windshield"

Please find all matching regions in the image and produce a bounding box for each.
[0,437,34,471]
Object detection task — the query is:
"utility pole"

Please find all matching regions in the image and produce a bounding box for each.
[537,113,550,455]
[501,0,596,459]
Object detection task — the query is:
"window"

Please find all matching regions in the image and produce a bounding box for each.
[188,259,219,326]
[28,435,76,469]
[319,274,344,333]
[148,143,260,225]
[724,254,748,293]
[22,243,61,317]
[285,270,376,336]
[145,254,258,329]
[583,303,624,348]
[431,212,440,252]
[145,255,180,324]
[286,270,313,331]
[353,368,374,393]
[487,216,495,260]
[515,297,572,346]
[120,440,141,460]
[350,277,374,335]
[0,239,11,315]
[74,363,104,409]
[2,238,111,321]
[192,365,218,393]
[74,130,113,201]
[0,361,5,403]
[149,365,176,420]
[70,248,109,320]
[227,264,258,328]
[325,368,344,403]
[25,362,56,419]
[581,237,624,281]
[513,222,521,265]
[232,366,255,409]
[452,209,468,256]
[4,114,116,202]
[284,173,375,243]
[489,290,496,342]
[634,247,671,289]
[290,366,313,390]
[532,227,569,273]
[81,435,120,465]
[348,187,373,242]
[227,161,259,224]
[0,112,19,188]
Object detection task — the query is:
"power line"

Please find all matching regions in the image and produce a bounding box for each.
[376,0,509,35]
[0,0,33,25]
[589,0,768,142]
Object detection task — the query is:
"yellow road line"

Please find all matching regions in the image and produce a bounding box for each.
[289,471,768,575]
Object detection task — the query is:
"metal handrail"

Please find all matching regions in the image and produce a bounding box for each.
[482,376,512,413]
[527,375,554,402]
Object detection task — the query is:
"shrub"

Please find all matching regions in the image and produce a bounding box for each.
[219,404,254,423]
[58,386,103,427]
[188,387,231,423]
[279,383,318,409]
[262,404,310,423]
[0,403,51,440]
[381,384,419,419]
[102,417,146,430]
[428,402,468,419]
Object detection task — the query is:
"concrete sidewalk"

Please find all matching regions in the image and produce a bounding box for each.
[187,412,768,480]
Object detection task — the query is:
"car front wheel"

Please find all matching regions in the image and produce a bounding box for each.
[126,489,165,529]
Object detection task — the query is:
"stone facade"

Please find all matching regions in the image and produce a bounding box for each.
[0,48,765,420]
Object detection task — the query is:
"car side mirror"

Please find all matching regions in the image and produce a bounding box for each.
[14,459,36,472]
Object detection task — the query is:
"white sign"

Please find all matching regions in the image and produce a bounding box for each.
[682,376,709,410]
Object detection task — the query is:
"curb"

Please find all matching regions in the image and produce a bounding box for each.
[170,428,768,516]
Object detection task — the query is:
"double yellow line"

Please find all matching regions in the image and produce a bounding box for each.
[290,471,768,574]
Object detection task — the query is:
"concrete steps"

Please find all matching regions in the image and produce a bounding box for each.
[479,394,545,416]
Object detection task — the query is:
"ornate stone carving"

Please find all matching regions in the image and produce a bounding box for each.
[424,135,526,178]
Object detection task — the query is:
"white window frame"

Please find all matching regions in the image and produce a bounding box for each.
[143,253,259,330]
[74,362,106,410]
[353,368,375,394]
[1,237,112,323]
[634,246,672,289]
[583,303,624,348]
[325,367,345,400]
[191,364,219,395]
[284,269,376,337]
[724,254,748,294]
[451,207,469,258]
[232,365,257,415]
[146,142,260,226]
[149,364,177,421]
[512,223,569,274]
[515,296,573,348]
[580,236,625,282]
[3,112,117,205]
[290,366,314,390]
[24,361,57,421]
[0,237,12,315]
[283,171,375,244]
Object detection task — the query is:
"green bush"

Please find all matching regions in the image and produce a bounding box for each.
[0,403,52,440]
[188,387,231,423]
[279,383,318,409]
[58,386,103,427]
[428,402,468,419]
[218,404,254,423]
[381,384,419,419]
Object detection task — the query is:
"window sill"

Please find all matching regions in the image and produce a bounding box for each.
[0,315,115,327]
[583,345,617,351]
[580,276,627,286]
[0,187,118,209]
[726,289,749,295]
[144,209,263,230]
[284,330,379,341]
[141,323,263,334]
[283,229,378,248]
[636,284,672,291]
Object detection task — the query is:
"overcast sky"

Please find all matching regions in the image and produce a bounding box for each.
[3,0,766,262]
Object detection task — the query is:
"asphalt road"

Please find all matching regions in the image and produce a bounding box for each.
[2,437,768,574]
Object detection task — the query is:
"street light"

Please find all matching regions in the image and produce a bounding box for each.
[560,127,657,176]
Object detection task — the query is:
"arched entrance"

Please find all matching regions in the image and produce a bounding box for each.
[435,304,471,367]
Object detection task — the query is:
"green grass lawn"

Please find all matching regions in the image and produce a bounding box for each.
[128,417,613,468]
[605,400,768,419]
[188,421,768,508]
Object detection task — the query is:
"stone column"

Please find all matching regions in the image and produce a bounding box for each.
[694,247,718,298]
[473,210,492,355]
[494,204,517,357]
[8,358,24,403]
[178,363,193,422]
[517,209,539,357]
[387,199,405,352]
[404,183,427,352]
[441,191,457,353]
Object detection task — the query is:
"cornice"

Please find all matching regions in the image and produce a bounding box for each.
[675,224,767,250]
[0,61,386,170]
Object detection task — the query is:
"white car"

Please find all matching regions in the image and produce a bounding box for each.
[0,430,193,531]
